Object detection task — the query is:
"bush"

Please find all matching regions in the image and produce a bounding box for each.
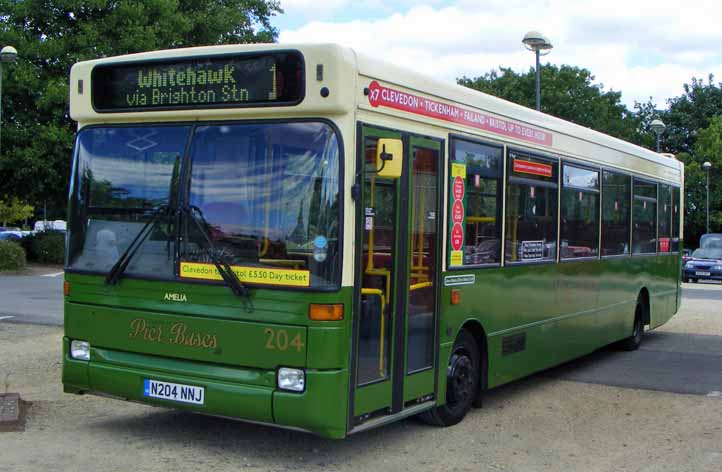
[0,240,27,271]
[29,231,65,265]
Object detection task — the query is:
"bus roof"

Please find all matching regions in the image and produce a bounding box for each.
[69,42,682,182]
[352,49,682,178]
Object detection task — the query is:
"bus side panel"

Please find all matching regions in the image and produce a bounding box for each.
[439,257,649,390]
[649,253,681,329]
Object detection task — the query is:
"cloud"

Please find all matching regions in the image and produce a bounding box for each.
[278,0,722,109]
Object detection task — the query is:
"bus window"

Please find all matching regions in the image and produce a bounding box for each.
[450,138,502,266]
[505,151,558,263]
[671,187,681,252]
[182,122,341,288]
[357,135,395,385]
[67,125,191,277]
[632,179,657,255]
[658,184,672,253]
[560,164,600,259]
[601,171,631,256]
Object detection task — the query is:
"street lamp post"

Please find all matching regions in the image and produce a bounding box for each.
[703,161,712,234]
[650,119,666,153]
[0,45,19,156]
[522,31,553,111]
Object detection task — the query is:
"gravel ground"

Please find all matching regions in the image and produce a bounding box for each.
[0,284,720,472]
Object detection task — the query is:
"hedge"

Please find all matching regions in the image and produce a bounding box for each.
[0,240,27,271]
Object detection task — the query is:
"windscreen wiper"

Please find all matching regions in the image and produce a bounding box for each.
[181,205,254,312]
[105,205,171,285]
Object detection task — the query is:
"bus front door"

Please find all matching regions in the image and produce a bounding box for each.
[352,126,442,428]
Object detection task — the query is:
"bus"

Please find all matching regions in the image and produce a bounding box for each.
[62,43,684,439]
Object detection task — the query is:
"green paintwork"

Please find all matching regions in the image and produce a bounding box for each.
[63,273,354,438]
[438,252,681,390]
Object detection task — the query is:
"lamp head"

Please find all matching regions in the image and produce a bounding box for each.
[0,45,18,63]
[649,119,666,136]
[703,161,712,171]
[522,31,553,54]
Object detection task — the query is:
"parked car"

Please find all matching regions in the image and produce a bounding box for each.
[699,233,722,249]
[0,232,22,241]
[33,219,67,233]
[0,229,32,240]
[683,248,722,283]
[682,248,693,265]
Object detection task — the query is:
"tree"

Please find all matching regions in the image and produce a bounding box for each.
[458,64,643,144]
[0,198,34,226]
[663,75,722,156]
[657,77,722,246]
[0,0,282,219]
[680,115,722,243]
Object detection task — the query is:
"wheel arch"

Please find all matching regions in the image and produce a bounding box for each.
[638,287,651,325]
[456,319,489,391]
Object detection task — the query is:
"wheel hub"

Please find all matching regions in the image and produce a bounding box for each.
[447,353,474,405]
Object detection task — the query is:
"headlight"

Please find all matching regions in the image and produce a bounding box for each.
[685,262,694,269]
[70,340,90,361]
[713,266,722,271]
[277,367,305,392]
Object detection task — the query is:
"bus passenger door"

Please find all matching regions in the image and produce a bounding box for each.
[352,126,402,422]
[402,136,441,405]
[352,126,442,427]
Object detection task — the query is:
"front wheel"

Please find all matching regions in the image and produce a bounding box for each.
[419,330,480,427]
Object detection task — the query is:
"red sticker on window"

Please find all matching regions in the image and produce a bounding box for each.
[452,176,465,201]
[451,223,464,251]
[513,159,553,178]
[452,200,464,224]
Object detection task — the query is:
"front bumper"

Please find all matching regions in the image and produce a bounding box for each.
[62,338,349,439]
[683,268,722,280]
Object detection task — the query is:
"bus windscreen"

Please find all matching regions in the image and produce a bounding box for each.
[91,51,304,111]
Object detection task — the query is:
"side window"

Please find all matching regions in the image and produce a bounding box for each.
[632,179,657,254]
[671,187,681,252]
[505,150,558,263]
[601,171,631,256]
[449,138,502,266]
[561,164,600,259]
[658,184,672,253]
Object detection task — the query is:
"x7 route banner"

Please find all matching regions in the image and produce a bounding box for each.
[367,80,553,147]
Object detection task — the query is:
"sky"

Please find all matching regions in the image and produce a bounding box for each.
[272,0,722,110]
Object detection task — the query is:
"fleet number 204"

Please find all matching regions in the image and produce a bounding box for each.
[264,328,304,352]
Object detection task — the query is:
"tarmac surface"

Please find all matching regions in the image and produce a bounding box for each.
[0,275,720,471]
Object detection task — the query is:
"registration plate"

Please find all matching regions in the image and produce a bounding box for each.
[143,379,204,405]
[696,271,711,276]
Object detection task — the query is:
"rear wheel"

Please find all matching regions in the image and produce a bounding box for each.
[621,300,644,351]
[419,330,480,427]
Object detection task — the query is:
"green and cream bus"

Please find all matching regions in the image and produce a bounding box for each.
[62,43,683,438]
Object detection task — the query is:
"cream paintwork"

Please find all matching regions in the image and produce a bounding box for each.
[69,43,684,287]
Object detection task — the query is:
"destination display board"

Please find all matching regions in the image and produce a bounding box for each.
[91,51,304,111]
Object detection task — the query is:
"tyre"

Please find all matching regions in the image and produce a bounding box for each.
[683,277,689,283]
[691,278,697,283]
[621,299,644,351]
[420,330,480,427]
